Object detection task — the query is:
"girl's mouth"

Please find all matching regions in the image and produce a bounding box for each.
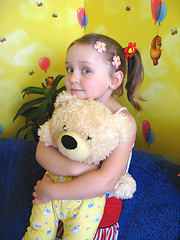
[71,89,83,92]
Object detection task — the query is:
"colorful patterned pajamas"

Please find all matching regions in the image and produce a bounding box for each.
[23,173,106,240]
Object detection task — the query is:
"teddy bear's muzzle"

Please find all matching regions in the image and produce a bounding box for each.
[56,131,90,161]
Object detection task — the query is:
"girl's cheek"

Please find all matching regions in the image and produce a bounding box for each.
[64,81,69,90]
[64,77,68,85]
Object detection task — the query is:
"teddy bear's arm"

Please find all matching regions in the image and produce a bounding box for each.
[38,120,57,147]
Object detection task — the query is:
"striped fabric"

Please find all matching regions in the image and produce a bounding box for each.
[93,222,119,240]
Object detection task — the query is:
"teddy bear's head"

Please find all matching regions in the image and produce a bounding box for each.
[38,91,131,165]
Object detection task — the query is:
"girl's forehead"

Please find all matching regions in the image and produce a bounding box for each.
[66,43,108,64]
[67,43,96,56]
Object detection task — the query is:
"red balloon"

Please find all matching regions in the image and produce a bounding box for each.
[151,0,161,23]
[77,8,85,28]
[142,120,151,143]
[39,57,51,72]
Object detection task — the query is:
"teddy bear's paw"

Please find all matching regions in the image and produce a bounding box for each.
[112,172,136,199]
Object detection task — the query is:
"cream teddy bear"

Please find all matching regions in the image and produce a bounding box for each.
[38,91,136,199]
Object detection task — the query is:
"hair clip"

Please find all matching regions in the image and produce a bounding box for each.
[94,41,107,53]
[112,54,121,69]
[124,42,136,59]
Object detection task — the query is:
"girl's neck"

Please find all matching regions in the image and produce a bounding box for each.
[103,96,122,114]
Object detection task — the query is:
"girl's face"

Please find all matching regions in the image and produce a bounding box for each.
[64,43,114,104]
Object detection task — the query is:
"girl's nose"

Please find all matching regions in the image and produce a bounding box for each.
[69,72,79,83]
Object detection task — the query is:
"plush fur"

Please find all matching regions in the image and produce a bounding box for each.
[38,91,136,199]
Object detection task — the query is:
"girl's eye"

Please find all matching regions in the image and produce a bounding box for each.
[83,68,90,74]
[67,68,73,73]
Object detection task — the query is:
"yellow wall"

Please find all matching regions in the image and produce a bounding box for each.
[0,0,179,165]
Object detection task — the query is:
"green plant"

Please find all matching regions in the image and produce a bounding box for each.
[13,75,65,141]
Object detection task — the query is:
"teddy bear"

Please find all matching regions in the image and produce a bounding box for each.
[38,91,136,199]
[23,91,136,239]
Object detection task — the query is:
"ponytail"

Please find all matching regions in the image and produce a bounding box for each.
[125,49,144,112]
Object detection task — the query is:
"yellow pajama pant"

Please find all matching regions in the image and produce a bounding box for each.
[23,173,106,240]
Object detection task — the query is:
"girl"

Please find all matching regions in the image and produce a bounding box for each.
[26,33,144,240]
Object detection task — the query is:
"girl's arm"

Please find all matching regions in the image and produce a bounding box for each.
[33,112,136,203]
[36,141,98,176]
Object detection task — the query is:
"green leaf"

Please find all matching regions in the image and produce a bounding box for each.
[51,75,64,92]
[47,102,55,118]
[15,123,33,138]
[38,98,49,125]
[22,87,46,95]
[32,124,39,142]
[22,107,39,124]
[45,86,53,100]
[42,83,47,89]
[24,129,32,139]
[54,85,66,95]
[13,97,45,122]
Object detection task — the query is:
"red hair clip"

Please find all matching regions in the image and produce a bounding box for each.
[124,42,136,59]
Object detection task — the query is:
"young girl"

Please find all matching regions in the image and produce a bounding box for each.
[25,33,144,240]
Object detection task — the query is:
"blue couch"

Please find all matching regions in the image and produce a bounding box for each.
[0,138,179,240]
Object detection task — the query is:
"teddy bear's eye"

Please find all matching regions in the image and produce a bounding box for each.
[63,125,68,131]
[86,136,92,140]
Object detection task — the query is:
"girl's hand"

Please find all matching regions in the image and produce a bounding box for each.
[32,174,53,204]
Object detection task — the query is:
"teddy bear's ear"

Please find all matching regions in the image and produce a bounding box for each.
[54,91,77,108]
[38,120,56,147]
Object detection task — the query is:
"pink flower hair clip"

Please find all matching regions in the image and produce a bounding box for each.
[124,42,136,59]
[112,55,121,69]
[94,41,107,53]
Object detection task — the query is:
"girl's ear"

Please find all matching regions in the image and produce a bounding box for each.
[110,71,124,90]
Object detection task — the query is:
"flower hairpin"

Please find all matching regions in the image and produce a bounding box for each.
[94,41,107,53]
[124,42,136,59]
[112,54,121,69]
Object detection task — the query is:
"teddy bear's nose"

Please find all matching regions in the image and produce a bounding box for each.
[61,135,77,150]
[57,131,90,161]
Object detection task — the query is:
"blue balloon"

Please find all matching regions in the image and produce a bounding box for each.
[81,13,88,28]
[155,2,167,25]
[0,124,3,136]
[147,129,155,146]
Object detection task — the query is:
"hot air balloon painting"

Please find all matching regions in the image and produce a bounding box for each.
[151,0,167,26]
[150,1,166,66]
[39,57,51,72]
[142,120,155,146]
[77,8,88,29]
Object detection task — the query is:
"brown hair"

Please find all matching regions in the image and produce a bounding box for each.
[67,33,144,111]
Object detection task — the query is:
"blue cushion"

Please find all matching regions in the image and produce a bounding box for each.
[0,138,45,240]
[118,149,180,240]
